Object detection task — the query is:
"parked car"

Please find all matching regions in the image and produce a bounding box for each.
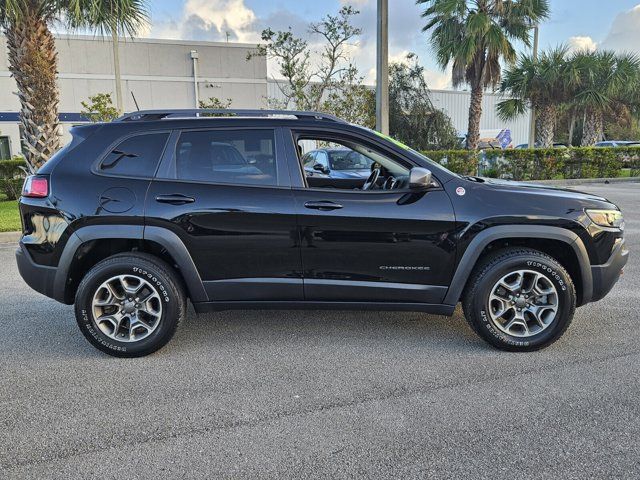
[514,142,568,149]
[16,109,628,357]
[302,147,373,179]
[594,140,640,148]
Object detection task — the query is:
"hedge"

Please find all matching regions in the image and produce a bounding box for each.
[0,157,27,200]
[422,147,640,181]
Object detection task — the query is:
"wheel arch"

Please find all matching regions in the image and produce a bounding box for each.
[54,225,207,304]
[445,225,592,307]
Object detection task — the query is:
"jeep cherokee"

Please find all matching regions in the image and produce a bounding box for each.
[15,109,629,357]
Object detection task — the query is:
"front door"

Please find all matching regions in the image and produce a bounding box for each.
[288,129,457,304]
[145,127,303,302]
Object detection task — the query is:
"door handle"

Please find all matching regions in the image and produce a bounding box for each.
[155,194,195,205]
[304,201,343,211]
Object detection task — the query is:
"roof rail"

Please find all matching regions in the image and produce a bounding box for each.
[115,109,346,123]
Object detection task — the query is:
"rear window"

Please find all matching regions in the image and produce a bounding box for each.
[99,132,169,177]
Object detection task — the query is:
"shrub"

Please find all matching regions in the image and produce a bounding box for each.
[423,150,479,176]
[0,157,27,200]
[421,147,640,180]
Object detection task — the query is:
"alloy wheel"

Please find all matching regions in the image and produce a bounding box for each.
[487,269,559,338]
[91,274,163,342]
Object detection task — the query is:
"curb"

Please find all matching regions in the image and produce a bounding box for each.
[0,231,20,244]
[534,177,640,186]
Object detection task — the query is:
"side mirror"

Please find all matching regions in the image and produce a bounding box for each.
[313,163,329,174]
[409,167,434,189]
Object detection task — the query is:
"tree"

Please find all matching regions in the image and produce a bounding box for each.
[389,53,459,150]
[80,93,120,122]
[249,6,373,126]
[321,65,375,128]
[0,0,148,170]
[198,97,233,109]
[418,0,549,149]
[570,50,640,146]
[497,46,573,147]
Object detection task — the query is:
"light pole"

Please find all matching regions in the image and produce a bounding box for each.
[376,0,389,134]
[190,50,200,108]
[527,24,539,148]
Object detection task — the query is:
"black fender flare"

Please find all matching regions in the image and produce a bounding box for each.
[53,225,207,303]
[443,225,593,306]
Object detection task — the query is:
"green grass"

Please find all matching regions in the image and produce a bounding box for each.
[0,200,20,232]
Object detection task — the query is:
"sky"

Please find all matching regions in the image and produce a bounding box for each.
[140,0,640,89]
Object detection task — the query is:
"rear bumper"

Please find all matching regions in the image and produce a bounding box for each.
[15,242,61,302]
[590,238,629,303]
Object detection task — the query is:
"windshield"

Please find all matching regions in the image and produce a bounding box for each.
[327,150,373,170]
[368,129,457,177]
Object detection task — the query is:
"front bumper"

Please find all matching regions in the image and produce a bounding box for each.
[590,238,629,302]
[15,242,60,302]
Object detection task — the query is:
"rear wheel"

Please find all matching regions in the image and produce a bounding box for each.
[74,253,186,357]
[462,248,576,351]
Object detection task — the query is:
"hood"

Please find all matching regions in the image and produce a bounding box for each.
[477,177,612,204]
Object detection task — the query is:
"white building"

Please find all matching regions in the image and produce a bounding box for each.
[0,35,268,157]
[267,81,531,147]
[429,89,530,147]
[0,34,530,158]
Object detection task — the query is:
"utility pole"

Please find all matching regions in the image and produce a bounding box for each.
[112,28,124,113]
[528,25,539,148]
[376,0,389,134]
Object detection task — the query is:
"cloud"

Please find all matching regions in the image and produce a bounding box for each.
[334,0,448,84]
[147,0,449,89]
[149,0,260,43]
[567,36,597,53]
[600,4,640,53]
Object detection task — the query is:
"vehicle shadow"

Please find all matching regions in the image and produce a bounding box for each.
[0,295,487,359]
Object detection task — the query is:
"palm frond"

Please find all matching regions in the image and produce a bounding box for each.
[497,98,528,121]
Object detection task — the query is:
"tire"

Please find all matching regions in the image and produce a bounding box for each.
[74,253,186,357]
[462,247,576,352]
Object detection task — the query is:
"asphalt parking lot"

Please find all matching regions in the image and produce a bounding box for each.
[0,182,638,479]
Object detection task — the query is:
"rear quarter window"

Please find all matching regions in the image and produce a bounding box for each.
[99,132,170,177]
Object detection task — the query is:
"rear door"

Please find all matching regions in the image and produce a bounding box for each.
[145,126,303,302]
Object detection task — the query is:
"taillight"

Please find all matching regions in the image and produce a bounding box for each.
[22,175,49,198]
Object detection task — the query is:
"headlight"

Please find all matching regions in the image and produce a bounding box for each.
[586,209,624,229]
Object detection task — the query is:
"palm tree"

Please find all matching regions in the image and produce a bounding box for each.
[497,46,574,147]
[417,0,549,150]
[570,50,640,146]
[0,1,148,170]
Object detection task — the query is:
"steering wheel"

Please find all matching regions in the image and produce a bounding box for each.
[362,168,381,191]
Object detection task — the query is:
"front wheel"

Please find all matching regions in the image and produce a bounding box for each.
[74,253,186,357]
[462,248,576,351]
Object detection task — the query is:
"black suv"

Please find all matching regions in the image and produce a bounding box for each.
[16,109,628,357]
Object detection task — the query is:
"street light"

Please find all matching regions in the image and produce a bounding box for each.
[376,0,389,134]
[528,24,539,148]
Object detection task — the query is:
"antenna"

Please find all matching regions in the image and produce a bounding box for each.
[130,91,140,111]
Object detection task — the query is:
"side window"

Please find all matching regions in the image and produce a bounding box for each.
[100,133,169,177]
[296,135,411,191]
[175,129,277,186]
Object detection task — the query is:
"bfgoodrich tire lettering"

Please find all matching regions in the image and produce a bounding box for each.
[462,248,576,352]
[75,253,186,357]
